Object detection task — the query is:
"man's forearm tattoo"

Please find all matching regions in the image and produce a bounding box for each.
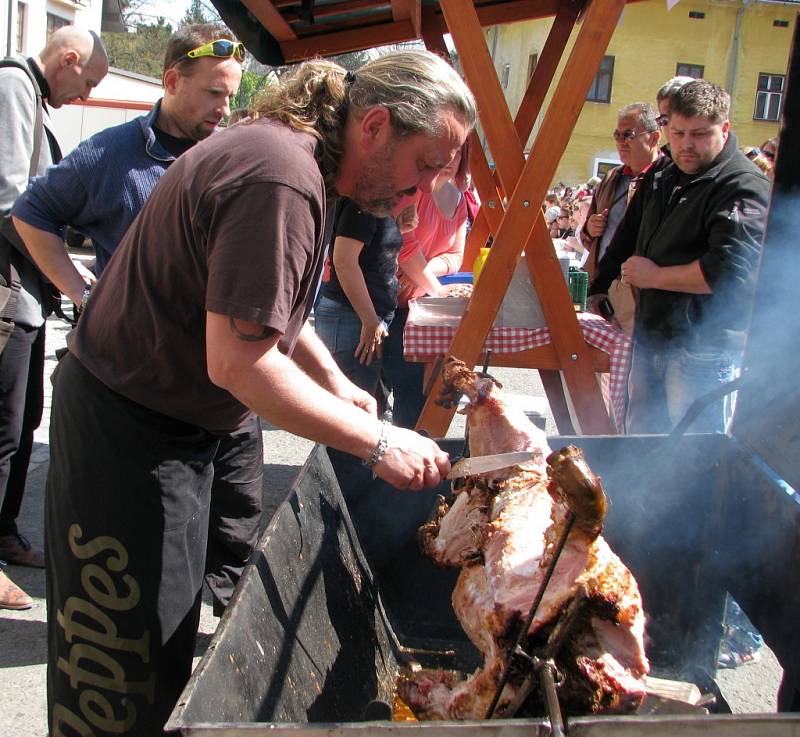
[228,316,273,342]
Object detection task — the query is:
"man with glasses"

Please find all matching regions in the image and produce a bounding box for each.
[12,24,257,621]
[581,102,665,335]
[15,49,472,735]
[588,80,769,434]
[655,76,694,154]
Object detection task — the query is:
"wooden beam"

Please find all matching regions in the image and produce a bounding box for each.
[241,0,298,41]
[281,19,415,60]
[473,0,561,28]
[390,0,421,37]
[415,0,624,436]
[515,0,578,143]
[439,0,522,196]
[282,0,384,22]
[279,0,571,61]
[294,10,393,36]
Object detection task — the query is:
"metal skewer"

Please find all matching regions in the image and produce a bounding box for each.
[484,511,577,719]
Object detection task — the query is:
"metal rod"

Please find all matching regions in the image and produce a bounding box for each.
[540,660,567,737]
[481,349,493,376]
[497,584,586,719]
[485,511,576,718]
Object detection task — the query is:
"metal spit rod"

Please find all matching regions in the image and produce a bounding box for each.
[484,511,577,720]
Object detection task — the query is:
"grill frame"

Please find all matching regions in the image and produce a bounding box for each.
[169,436,800,735]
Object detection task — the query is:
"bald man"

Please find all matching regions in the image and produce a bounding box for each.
[0,26,107,609]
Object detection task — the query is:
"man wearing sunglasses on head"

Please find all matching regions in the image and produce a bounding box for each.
[580,102,666,337]
[12,25,257,618]
[16,49,472,736]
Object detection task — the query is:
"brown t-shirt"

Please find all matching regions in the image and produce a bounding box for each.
[68,119,328,434]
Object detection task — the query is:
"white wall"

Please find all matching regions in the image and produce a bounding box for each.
[49,68,163,153]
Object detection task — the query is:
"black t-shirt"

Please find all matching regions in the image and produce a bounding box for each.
[322,198,402,320]
[153,125,196,158]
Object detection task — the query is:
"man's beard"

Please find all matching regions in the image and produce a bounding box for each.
[349,140,403,217]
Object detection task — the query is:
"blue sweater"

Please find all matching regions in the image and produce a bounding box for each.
[12,100,175,275]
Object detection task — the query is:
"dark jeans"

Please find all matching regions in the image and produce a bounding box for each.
[314,296,386,397]
[626,341,734,434]
[206,415,263,615]
[381,307,426,429]
[0,322,44,537]
[46,353,240,735]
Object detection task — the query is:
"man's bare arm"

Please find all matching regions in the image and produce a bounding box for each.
[13,218,94,303]
[206,312,448,489]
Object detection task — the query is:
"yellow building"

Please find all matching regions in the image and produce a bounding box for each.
[483,0,793,186]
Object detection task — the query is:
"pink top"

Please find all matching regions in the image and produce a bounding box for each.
[396,189,468,307]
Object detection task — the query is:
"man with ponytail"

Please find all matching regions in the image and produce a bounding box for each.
[35,50,475,736]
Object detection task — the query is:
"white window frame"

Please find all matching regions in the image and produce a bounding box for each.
[754,73,784,122]
[592,156,621,179]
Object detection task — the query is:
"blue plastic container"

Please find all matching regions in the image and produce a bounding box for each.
[439,272,474,285]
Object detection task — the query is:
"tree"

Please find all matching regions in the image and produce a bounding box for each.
[182,0,208,25]
[231,69,273,115]
[102,20,173,78]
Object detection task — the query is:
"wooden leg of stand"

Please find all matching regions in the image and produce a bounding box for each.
[539,370,575,435]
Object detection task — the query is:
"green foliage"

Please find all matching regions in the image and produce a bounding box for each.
[231,69,272,115]
[102,21,173,78]
[182,0,211,26]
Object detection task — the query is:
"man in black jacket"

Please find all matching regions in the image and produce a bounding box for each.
[588,80,769,433]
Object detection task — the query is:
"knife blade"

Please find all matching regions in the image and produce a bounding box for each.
[447,451,538,479]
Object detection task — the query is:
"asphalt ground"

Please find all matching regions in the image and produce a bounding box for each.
[0,289,783,735]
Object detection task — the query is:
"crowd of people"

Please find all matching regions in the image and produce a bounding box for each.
[0,22,782,735]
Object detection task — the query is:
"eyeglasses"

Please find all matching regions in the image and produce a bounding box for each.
[762,150,776,160]
[655,114,669,127]
[178,39,245,64]
[557,214,569,219]
[612,129,649,142]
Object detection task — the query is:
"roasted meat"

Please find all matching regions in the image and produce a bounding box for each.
[399,358,648,720]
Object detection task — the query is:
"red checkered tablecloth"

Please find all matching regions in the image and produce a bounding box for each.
[404,311,632,431]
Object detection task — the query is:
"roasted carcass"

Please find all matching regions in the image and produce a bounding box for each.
[399,357,648,720]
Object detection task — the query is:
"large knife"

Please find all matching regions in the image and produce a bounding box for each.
[447,451,539,479]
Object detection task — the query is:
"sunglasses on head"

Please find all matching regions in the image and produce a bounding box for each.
[178,39,245,64]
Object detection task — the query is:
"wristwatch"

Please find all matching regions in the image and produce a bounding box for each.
[79,282,92,312]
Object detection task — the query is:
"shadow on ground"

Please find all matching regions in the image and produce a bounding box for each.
[0,617,47,667]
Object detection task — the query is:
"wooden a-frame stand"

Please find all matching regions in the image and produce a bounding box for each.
[414,0,626,437]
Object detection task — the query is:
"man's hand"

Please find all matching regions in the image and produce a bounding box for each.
[621,255,659,289]
[329,373,377,416]
[73,259,97,287]
[355,318,388,366]
[373,427,451,491]
[396,204,419,234]
[585,208,608,238]
[587,293,608,317]
[587,293,621,330]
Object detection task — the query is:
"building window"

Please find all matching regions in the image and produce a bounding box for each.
[774,19,789,28]
[46,13,70,40]
[676,63,704,79]
[593,158,621,178]
[587,56,614,103]
[500,63,510,89]
[16,2,26,52]
[527,53,538,83]
[688,11,705,19]
[754,73,784,121]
